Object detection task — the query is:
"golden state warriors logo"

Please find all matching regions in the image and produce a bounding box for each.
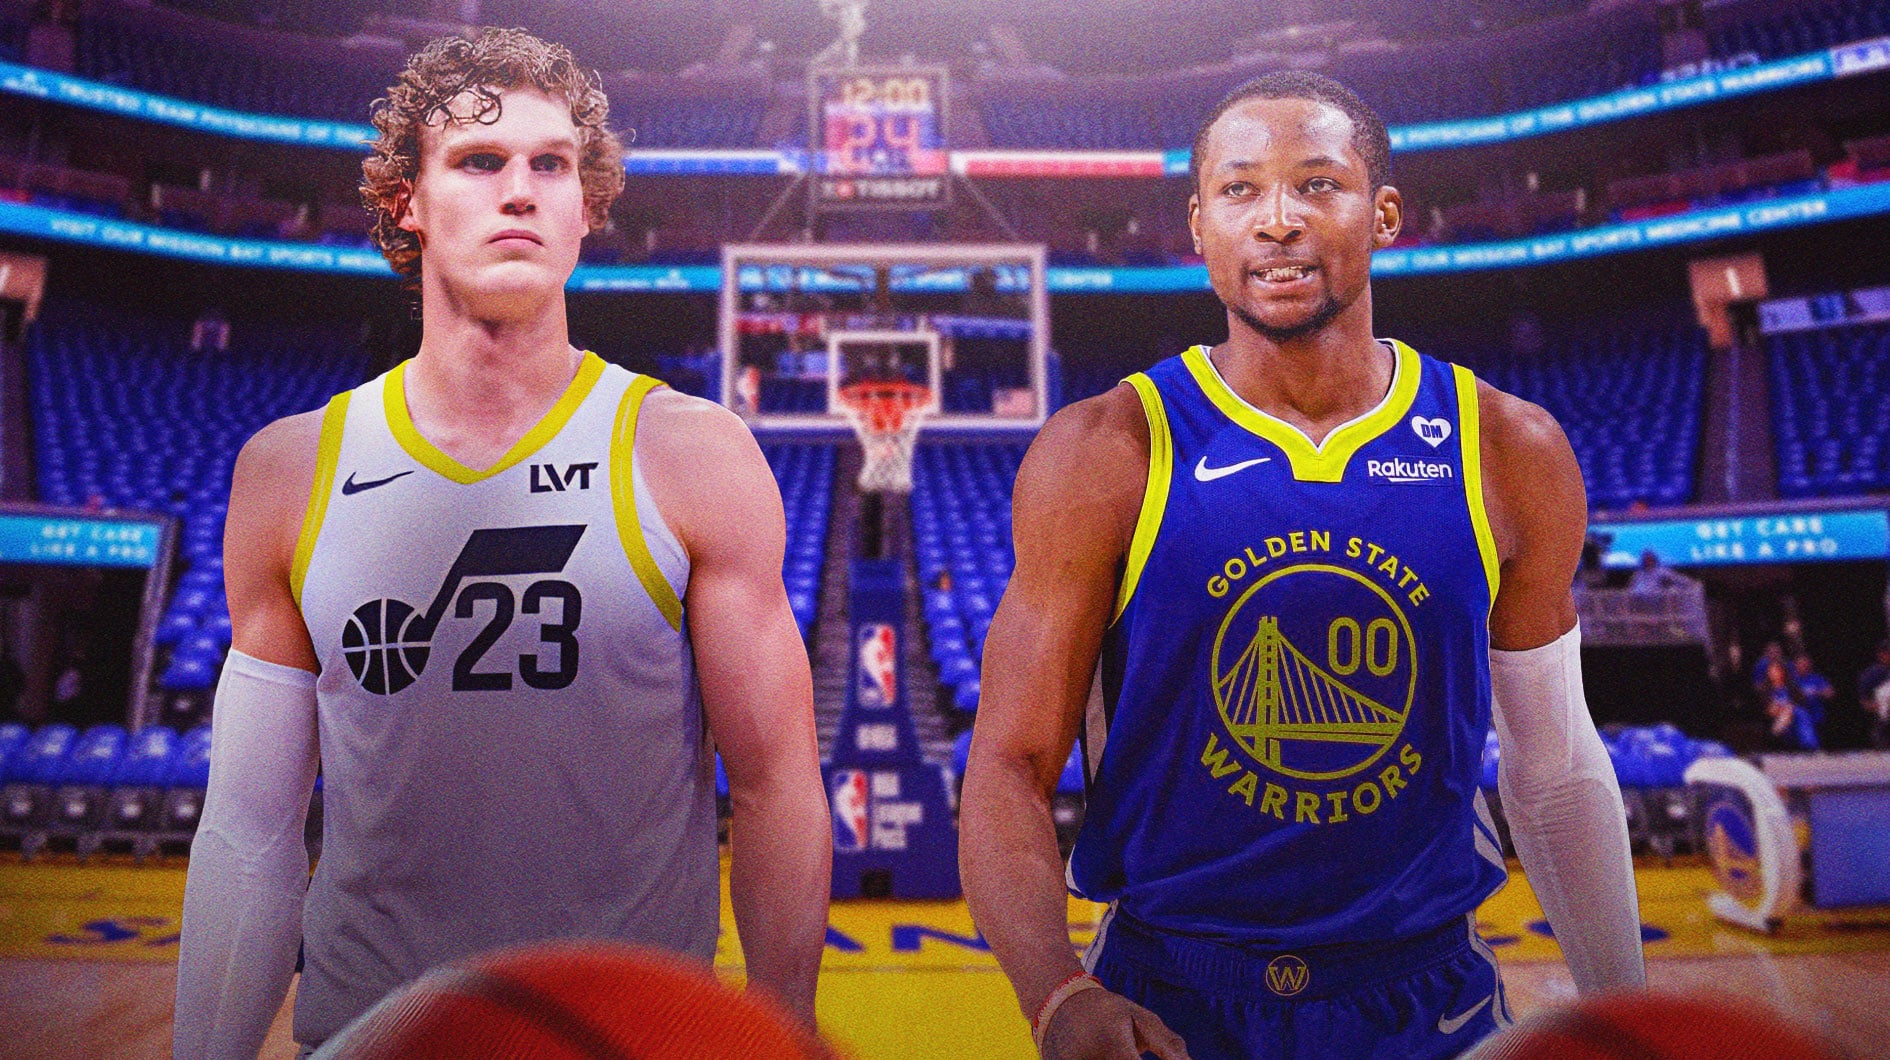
[1211,564,1417,782]
[1705,797,1763,905]
[1264,954,1310,997]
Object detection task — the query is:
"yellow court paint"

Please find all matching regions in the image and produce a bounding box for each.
[4,856,1889,1059]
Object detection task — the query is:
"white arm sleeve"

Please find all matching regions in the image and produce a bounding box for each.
[174,649,320,1060]
[1490,623,1646,994]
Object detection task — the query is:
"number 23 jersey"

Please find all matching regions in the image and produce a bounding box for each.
[1069,341,1510,948]
[291,353,716,1046]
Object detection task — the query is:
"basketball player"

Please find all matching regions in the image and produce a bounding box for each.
[961,72,1645,1060]
[174,30,830,1058]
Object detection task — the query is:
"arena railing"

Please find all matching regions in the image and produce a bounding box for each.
[6,181,1890,286]
[3,32,1888,161]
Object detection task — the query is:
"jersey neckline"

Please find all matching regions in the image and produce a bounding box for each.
[383,350,608,485]
[1181,339,1421,483]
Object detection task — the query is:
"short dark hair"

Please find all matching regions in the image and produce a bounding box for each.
[1189,71,1392,194]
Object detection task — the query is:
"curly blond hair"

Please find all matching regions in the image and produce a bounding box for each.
[361,28,626,283]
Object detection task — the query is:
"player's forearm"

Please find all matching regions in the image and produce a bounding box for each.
[728,767,831,1029]
[961,752,1087,1018]
[174,651,320,1058]
[1500,770,1644,992]
[175,827,308,1059]
[1491,626,1646,993]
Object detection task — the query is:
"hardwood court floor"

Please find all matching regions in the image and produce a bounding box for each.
[2,855,1886,1059]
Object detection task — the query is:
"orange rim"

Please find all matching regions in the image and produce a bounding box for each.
[839,381,932,433]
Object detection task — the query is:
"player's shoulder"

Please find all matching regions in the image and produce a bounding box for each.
[1464,373,1572,469]
[635,383,763,466]
[1015,382,1150,509]
[1461,373,1585,557]
[234,407,328,498]
[227,407,331,573]
[1030,383,1148,462]
[630,382,781,555]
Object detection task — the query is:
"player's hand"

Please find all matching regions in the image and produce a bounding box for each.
[1039,986,1192,1060]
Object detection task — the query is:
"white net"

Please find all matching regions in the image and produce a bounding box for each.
[838,383,932,493]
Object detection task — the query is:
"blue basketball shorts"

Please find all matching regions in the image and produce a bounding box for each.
[1086,910,1512,1060]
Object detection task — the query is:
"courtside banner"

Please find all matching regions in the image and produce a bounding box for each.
[8,183,1890,286]
[1594,509,1890,568]
[1387,50,1846,152]
[0,513,163,568]
[0,199,394,273]
[0,60,375,148]
[1370,181,1890,276]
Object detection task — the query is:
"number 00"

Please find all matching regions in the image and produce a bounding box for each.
[1328,616,1398,677]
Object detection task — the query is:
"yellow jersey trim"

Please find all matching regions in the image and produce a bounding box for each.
[1114,373,1173,623]
[291,391,350,608]
[1180,339,1421,483]
[383,351,607,485]
[1453,364,1502,608]
[610,374,683,632]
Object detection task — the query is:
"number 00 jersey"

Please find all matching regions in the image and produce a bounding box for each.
[291,352,716,1046]
[1069,341,1510,948]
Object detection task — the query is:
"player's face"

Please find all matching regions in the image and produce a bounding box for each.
[1189,97,1400,343]
[399,87,589,314]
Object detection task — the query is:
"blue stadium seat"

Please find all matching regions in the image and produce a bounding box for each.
[113,726,179,789]
[0,722,28,776]
[8,724,78,786]
[168,726,213,790]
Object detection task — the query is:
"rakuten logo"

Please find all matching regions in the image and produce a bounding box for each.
[1367,458,1455,484]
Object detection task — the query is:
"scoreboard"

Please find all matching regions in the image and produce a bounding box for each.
[809,67,950,211]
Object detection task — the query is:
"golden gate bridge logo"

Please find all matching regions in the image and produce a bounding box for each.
[1211,565,1417,782]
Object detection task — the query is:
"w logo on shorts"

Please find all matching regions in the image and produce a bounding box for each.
[1265,954,1310,997]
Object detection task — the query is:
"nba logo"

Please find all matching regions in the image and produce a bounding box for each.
[856,623,898,708]
[831,769,870,852]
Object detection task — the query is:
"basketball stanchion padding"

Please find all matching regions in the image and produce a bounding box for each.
[1463,992,1843,1060]
[836,380,933,493]
[310,941,828,1060]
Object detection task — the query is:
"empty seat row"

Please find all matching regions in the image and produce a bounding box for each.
[0,721,213,859]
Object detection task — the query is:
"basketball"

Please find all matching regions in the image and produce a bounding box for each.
[311,942,827,1060]
[1463,992,1843,1060]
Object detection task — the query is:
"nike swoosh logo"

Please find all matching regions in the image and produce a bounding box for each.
[1438,996,1492,1034]
[1194,456,1273,482]
[341,470,415,496]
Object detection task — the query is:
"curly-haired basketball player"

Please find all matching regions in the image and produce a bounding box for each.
[962,72,1645,1060]
[175,29,831,1057]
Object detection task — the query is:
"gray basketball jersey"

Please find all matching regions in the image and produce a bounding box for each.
[290,353,717,1047]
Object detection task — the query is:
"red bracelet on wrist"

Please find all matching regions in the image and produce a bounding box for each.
[1030,970,1105,1053]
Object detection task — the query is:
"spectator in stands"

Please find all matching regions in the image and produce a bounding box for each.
[1763,659,1818,750]
[1792,653,1834,736]
[1860,639,1890,749]
[1627,548,1692,595]
[1752,639,1789,694]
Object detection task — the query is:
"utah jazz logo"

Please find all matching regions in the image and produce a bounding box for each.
[342,525,585,695]
[1210,564,1417,781]
[1264,954,1310,997]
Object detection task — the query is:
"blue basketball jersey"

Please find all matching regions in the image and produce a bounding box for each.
[1068,339,1510,948]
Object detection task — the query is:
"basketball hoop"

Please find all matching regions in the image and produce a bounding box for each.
[837,380,933,492]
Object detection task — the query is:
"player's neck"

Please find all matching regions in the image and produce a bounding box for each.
[1213,303,1391,445]
[404,283,583,465]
